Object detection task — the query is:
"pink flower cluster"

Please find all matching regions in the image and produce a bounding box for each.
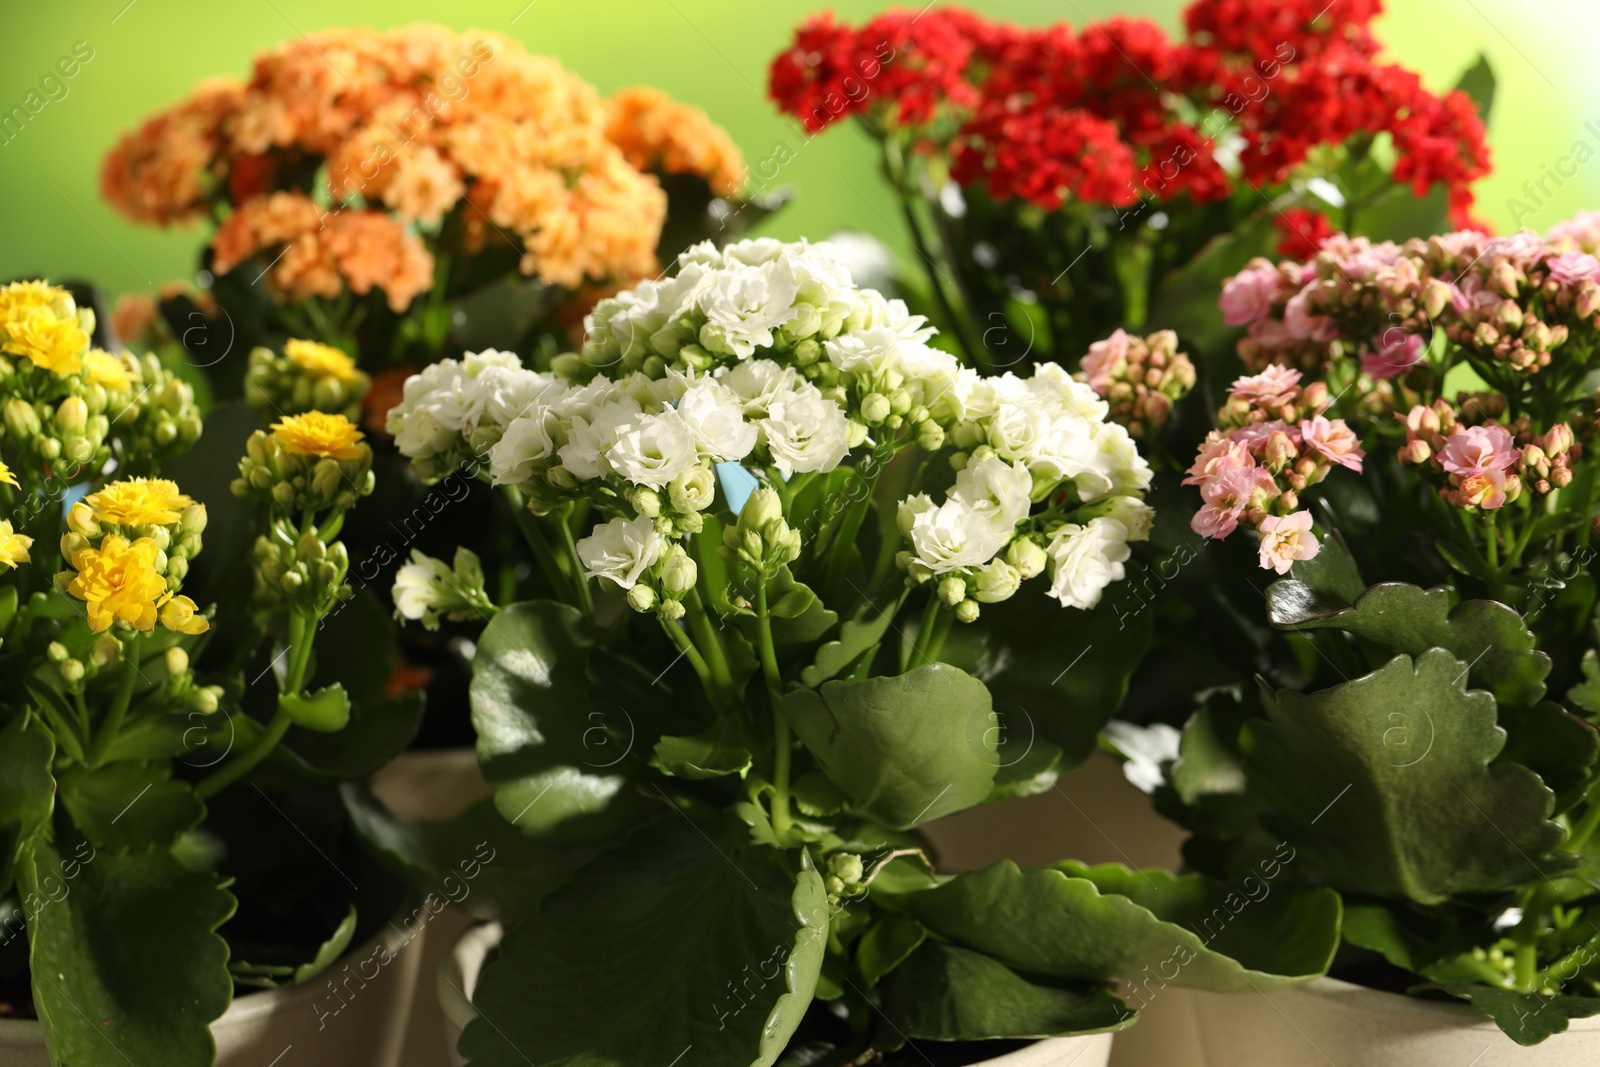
[1398,400,1581,509]
[1221,215,1600,381]
[1185,366,1364,573]
[1078,328,1196,438]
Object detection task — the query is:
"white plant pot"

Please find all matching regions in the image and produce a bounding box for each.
[0,901,429,1067]
[1189,976,1600,1066]
[438,922,1115,1067]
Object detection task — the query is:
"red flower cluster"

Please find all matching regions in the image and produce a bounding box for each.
[769,1,1489,223]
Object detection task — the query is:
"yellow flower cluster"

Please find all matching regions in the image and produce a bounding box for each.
[101,25,747,299]
[0,281,92,376]
[55,477,209,635]
[272,411,367,460]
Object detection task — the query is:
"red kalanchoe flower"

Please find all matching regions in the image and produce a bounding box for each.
[1275,208,1335,259]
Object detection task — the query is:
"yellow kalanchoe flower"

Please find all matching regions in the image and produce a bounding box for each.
[284,339,363,384]
[157,593,208,635]
[272,411,367,460]
[83,477,196,527]
[4,305,87,375]
[0,520,32,569]
[0,458,17,489]
[62,533,169,632]
[83,348,135,391]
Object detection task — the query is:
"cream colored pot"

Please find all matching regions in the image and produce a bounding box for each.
[0,902,427,1067]
[1189,976,1600,1066]
[439,922,1115,1067]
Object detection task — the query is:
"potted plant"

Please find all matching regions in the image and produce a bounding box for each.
[1145,216,1600,1062]
[767,0,1492,373]
[0,281,427,1066]
[346,237,1345,1066]
[99,24,776,756]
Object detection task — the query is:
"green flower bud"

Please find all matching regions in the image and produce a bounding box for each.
[937,575,967,607]
[1006,538,1048,580]
[668,466,716,513]
[626,584,658,614]
[658,546,698,597]
[56,395,88,434]
[973,559,1021,603]
[59,659,86,684]
[165,647,190,676]
[4,398,41,439]
[861,393,892,424]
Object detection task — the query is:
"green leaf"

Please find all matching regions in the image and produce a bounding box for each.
[652,717,753,780]
[736,568,838,657]
[20,836,235,1067]
[880,943,1134,1041]
[459,815,827,1067]
[907,859,1339,992]
[293,905,358,984]
[1426,983,1600,1046]
[1454,53,1496,122]
[0,718,53,897]
[58,762,204,851]
[980,588,1153,772]
[780,664,999,829]
[1341,902,1420,972]
[1269,582,1551,708]
[799,593,904,689]
[472,601,650,844]
[285,691,425,778]
[1497,702,1600,812]
[341,785,593,925]
[278,683,351,733]
[1247,649,1570,903]
[1568,649,1600,717]
[857,912,926,988]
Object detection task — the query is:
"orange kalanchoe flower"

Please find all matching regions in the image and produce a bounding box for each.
[100,26,745,304]
[605,86,747,199]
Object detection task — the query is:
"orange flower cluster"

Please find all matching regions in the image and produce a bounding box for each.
[605,86,745,199]
[101,25,745,304]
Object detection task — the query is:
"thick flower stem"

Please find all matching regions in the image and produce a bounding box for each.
[195,608,313,801]
[660,617,715,694]
[555,508,595,619]
[905,596,950,672]
[684,587,736,708]
[755,583,793,839]
[85,634,142,767]
[502,486,585,612]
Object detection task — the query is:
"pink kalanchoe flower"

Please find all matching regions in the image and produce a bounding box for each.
[1081,329,1131,393]
[1191,462,1275,540]
[1184,434,1253,485]
[1546,251,1600,286]
[1229,365,1302,409]
[1232,419,1302,458]
[1299,415,1365,472]
[1220,262,1279,327]
[1361,330,1425,380]
[1257,510,1320,574]
[1456,469,1509,510]
[1283,290,1335,342]
[1439,424,1517,476]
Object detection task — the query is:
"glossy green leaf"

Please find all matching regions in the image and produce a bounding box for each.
[652,717,753,780]
[799,593,904,689]
[908,859,1339,992]
[1268,581,1551,708]
[58,762,204,851]
[1498,701,1600,812]
[880,943,1135,1041]
[1247,650,1569,903]
[20,837,235,1067]
[0,718,53,897]
[459,815,827,1067]
[279,683,351,733]
[780,664,998,829]
[471,601,650,844]
[1427,983,1600,1046]
[857,912,926,988]
[1568,649,1600,717]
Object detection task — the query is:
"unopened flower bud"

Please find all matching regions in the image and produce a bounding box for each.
[658,546,698,597]
[954,599,981,624]
[1006,538,1048,580]
[56,396,88,434]
[937,575,966,607]
[4,398,41,439]
[861,393,891,424]
[973,560,1021,603]
[165,647,190,676]
[626,584,657,613]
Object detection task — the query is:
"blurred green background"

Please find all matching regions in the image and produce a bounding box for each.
[3,0,1597,298]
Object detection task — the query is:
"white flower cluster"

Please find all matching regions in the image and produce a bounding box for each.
[386,238,1154,621]
[898,365,1154,616]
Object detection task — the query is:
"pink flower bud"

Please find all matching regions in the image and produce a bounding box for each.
[1423,279,1452,320]
[1400,439,1432,464]
[1541,423,1575,456]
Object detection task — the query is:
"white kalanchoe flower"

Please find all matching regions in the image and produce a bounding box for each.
[606,409,698,490]
[1045,518,1134,610]
[560,397,643,481]
[577,516,666,592]
[899,495,1014,576]
[391,548,492,630]
[675,378,759,462]
[762,385,851,478]
[489,410,559,487]
[950,454,1033,534]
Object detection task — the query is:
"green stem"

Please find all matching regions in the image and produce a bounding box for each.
[194,708,293,802]
[660,617,714,691]
[85,635,142,767]
[905,596,949,672]
[194,608,314,801]
[684,587,736,708]
[502,486,579,605]
[1564,790,1600,856]
[755,583,792,839]
[555,507,594,619]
